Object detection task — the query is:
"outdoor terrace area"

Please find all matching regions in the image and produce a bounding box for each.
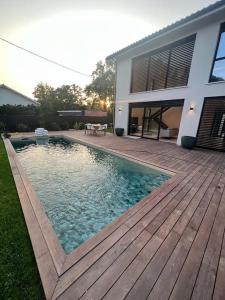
[6,130,225,299]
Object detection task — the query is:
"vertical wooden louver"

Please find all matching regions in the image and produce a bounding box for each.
[148,50,170,90]
[166,39,195,88]
[131,35,196,93]
[197,97,225,151]
[131,56,149,93]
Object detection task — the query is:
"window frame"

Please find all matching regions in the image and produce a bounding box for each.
[209,22,225,83]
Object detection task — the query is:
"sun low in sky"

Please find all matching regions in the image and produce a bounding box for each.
[0,0,216,98]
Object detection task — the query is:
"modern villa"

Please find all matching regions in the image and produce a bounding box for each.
[107,0,225,151]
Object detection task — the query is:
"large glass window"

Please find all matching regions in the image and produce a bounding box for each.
[210,23,225,82]
[130,35,196,93]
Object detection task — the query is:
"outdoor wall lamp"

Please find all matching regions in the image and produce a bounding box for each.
[118,107,123,112]
[189,104,194,111]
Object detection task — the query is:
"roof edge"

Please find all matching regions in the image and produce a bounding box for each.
[0,84,37,105]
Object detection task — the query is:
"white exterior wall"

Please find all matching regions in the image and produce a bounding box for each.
[0,87,36,106]
[115,13,225,145]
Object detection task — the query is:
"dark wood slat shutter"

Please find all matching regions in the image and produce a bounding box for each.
[130,35,196,93]
[147,50,170,90]
[166,39,195,88]
[197,97,225,151]
[131,56,149,93]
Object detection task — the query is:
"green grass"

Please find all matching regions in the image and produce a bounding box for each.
[0,140,44,300]
[106,128,113,133]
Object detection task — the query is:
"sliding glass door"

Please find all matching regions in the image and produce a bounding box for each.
[128,100,184,140]
[129,107,144,137]
[142,107,161,139]
[129,106,161,139]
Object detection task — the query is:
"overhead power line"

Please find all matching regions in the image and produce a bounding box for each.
[0,36,91,78]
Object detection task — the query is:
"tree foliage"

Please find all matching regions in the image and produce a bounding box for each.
[85,60,115,111]
[32,60,116,113]
[33,82,86,114]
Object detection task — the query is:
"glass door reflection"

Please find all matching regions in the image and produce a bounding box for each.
[142,107,162,139]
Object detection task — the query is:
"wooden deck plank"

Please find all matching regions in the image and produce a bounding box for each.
[213,230,225,300]
[84,168,212,300]
[117,170,217,300]
[169,174,225,300]
[147,173,222,300]
[191,176,225,300]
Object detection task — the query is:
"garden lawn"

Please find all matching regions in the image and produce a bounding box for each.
[0,140,44,300]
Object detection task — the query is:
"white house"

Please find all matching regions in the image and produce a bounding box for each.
[107,0,225,151]
[0,84,37,106]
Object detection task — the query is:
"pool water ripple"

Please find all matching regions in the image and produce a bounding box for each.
[13,138,169,253]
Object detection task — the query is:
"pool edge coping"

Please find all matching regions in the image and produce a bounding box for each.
[4,134,181,299]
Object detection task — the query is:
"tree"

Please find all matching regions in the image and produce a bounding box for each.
[85,60,115,112]
[55,84,86,110]
[33,82,86,113]
[33,82,56,113]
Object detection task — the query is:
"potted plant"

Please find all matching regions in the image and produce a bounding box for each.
[115,128,124,136]
[181,136,197,149]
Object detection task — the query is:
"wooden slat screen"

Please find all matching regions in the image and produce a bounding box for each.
[197,97,225,151]
[131,35,196,93]
[131,56,149,93]
[166,39,195,88]
[148,50,170,90]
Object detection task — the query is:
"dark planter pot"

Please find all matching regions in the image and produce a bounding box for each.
[181,136,197,149]
[115,128,124,136]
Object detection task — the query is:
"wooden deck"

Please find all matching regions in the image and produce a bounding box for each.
[6,131,225,299]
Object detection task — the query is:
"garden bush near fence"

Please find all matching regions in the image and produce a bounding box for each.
[0,105,112,132]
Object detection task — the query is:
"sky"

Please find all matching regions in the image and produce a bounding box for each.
[0,0,217,98]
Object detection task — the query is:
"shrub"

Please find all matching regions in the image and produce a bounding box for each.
[73,122,80,130]
[0,121,6,133]
[39,120,46,128]
[61,121,70,130]
[73,122,85,130]
[16,123,29,132]
[48,122,61,131]
[79,122,85,130]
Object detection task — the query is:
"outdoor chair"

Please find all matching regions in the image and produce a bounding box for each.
[97,125,106,135]
[103,124,107,135]
[85,124,92,135]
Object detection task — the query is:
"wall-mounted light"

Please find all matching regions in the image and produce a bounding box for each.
[189,104,194,111]
[118,107,123,112]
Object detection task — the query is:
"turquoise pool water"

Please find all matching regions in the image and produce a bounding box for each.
[12,137,169,253]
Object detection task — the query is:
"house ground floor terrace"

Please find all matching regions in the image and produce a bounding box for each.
[5,130,225,299]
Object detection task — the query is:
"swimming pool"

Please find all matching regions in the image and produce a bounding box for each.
[12,137,170,253]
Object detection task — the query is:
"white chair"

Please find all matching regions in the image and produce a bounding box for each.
[103,124,108,135]
[97,125,105,135]
[85,124,92,135]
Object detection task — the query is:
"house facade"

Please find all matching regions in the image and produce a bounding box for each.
[107,0,225,151]
[0,84,37,106]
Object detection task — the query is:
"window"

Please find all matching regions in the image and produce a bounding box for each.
[210,23,225,82]
[130,35,196,93]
